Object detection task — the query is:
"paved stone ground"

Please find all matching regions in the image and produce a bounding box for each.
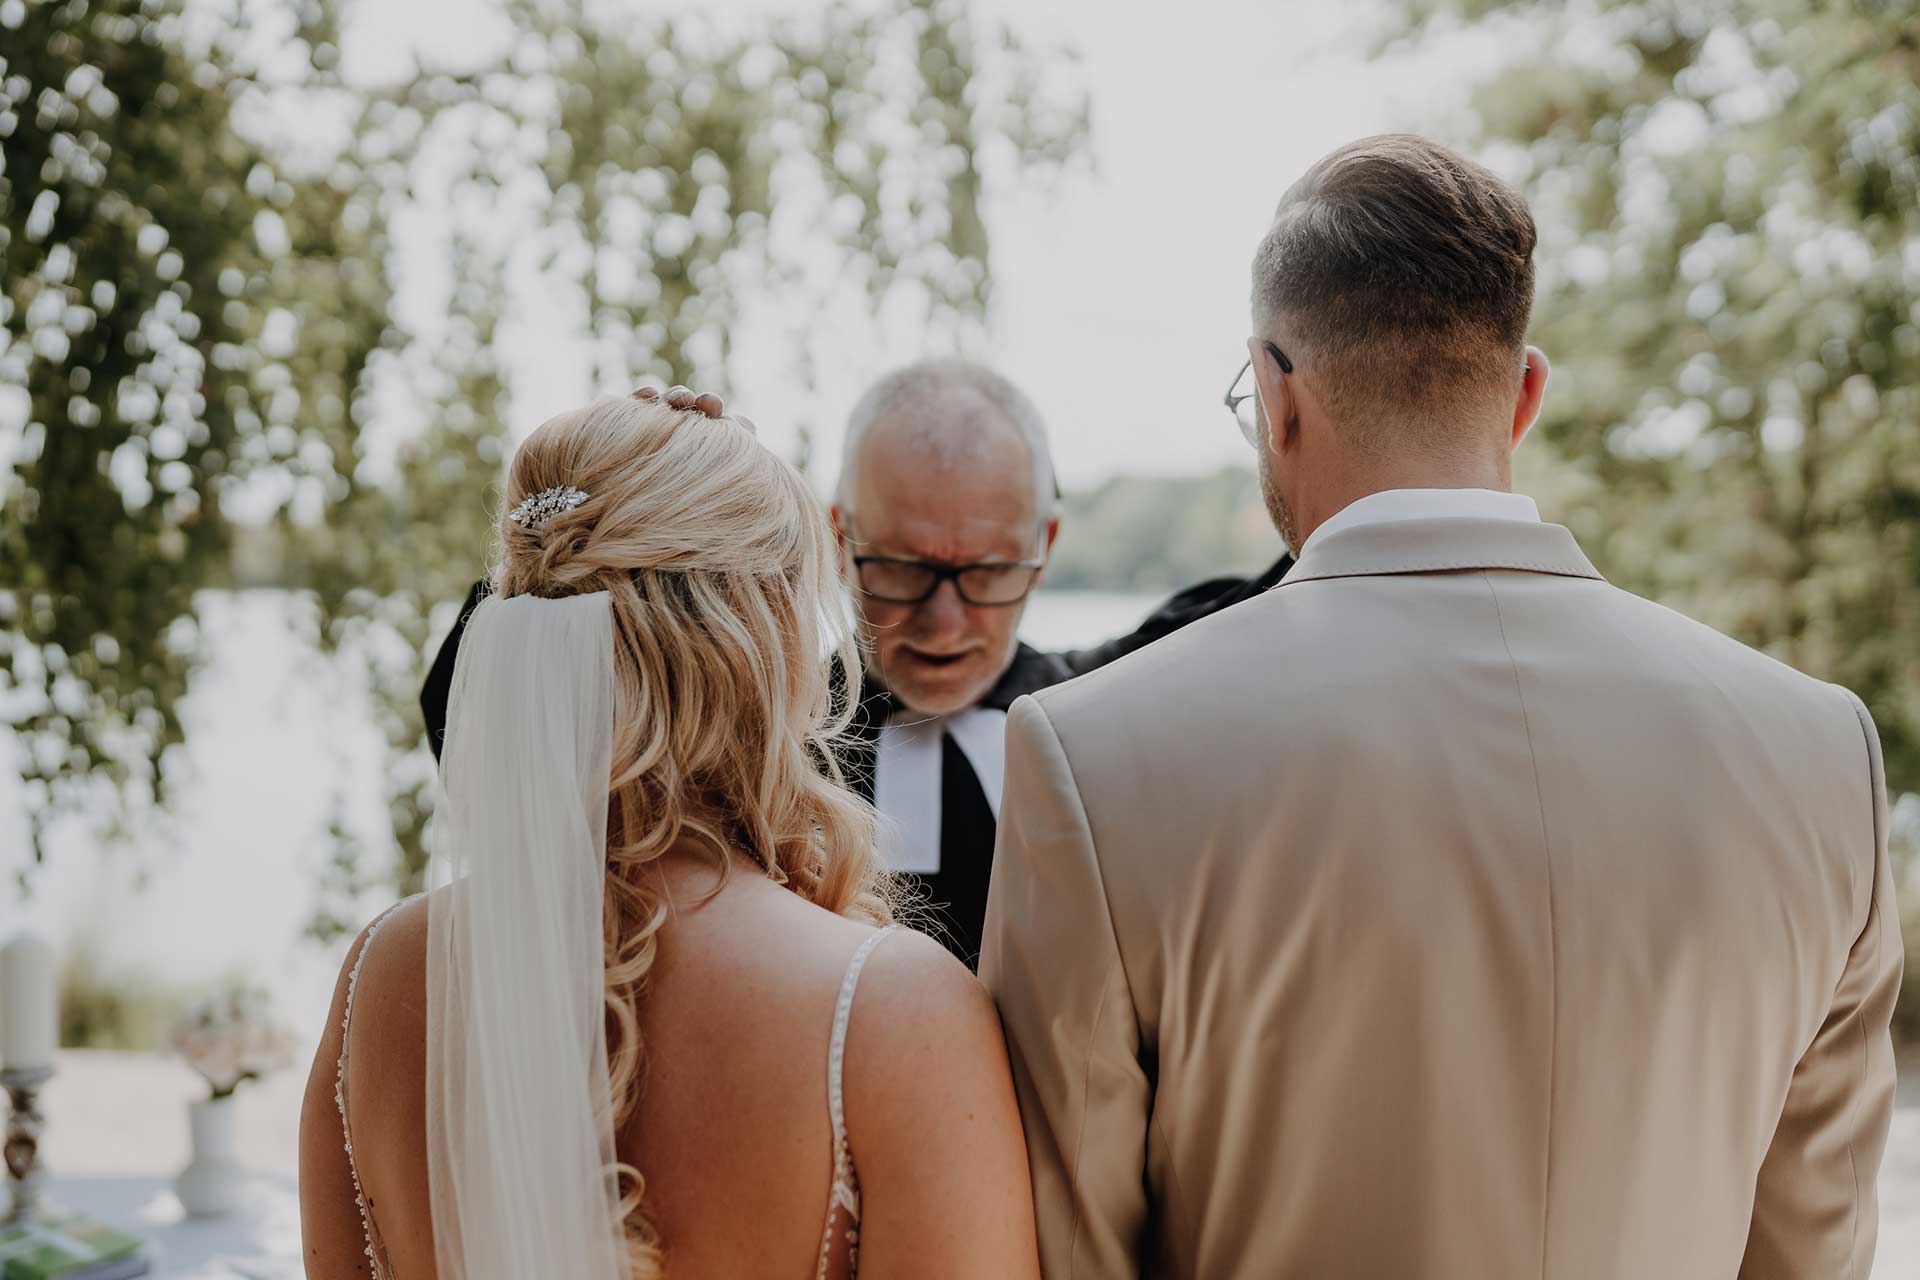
[34,1049,1920,1275]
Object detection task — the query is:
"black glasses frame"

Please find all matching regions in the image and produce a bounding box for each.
[851,554,1046,607]
[1224,341,1294,446]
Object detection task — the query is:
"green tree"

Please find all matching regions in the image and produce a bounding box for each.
[1392,0,1920,795]
[1,0,386,869]
[1390,0,1920,1027]
[1,0,1088,924]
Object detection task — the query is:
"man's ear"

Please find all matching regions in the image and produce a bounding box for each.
[1248,337,1295,453]
[1512,345,1549,452]
[1029,515,1063,588]
[829,504,849,551]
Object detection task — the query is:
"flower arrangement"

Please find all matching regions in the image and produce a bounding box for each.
[171,985,296,1101]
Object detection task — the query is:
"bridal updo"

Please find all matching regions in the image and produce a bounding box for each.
[494,395,891,1274]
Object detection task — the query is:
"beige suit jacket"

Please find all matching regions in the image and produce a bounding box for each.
[981,516,1901,1279]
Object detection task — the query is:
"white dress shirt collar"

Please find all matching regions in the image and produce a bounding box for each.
[1298,488,1541,558]
[872,705,1008,875]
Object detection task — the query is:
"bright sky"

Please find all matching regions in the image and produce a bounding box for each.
[330,0,1502,493]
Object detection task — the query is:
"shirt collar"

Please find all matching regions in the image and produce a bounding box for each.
[1299,487,1540,557]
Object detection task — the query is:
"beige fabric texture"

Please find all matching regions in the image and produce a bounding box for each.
[982,514,1902,1279]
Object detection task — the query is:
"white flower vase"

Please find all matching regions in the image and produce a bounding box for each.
[175,1096,247,1218]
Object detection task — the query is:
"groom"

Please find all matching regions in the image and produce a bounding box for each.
[982,134,1901,1277]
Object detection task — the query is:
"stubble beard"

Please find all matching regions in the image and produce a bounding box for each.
[1258,444,1300,556]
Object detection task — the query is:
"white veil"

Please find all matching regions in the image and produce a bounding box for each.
[425,590,631,1280]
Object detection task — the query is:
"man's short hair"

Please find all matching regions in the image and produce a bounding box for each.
[1252,134,1537,445]
[835,359,1058,516]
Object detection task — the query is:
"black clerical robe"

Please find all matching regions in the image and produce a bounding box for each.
[419,557,1294,969]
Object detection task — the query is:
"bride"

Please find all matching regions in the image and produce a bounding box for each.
[298,390,1039,1278]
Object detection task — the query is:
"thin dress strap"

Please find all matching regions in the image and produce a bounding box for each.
[816,926,899,1280]
[335,898,417,1279]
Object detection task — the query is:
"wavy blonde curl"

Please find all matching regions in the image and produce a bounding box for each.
[493,396,894,1276]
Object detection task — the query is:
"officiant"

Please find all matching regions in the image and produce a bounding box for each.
[828,360,1289,967]
[420,374,1291,968]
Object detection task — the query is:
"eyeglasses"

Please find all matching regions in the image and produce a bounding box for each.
[1224,341,1294,447]
[851,554,1046,607]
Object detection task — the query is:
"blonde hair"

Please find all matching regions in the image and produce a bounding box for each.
[494,396,893,1275]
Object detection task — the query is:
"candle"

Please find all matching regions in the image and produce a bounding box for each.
[1,933,57,1073]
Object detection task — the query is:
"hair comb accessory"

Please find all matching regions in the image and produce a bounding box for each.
[508,485,590,530]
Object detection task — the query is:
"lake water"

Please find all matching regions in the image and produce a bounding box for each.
[3,587,1165,1047]
[1019,590,1162,651]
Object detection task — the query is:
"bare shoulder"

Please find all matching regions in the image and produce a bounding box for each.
[346,895,431,1043]
[843,927,1012,1130]
[298,896,432,1277]
[330,896,432,1143]
[854,927,1000,1036]
[837,928,1038,1273]
[307,896,428,1074]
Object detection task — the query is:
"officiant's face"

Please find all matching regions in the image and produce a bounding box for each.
[837,424,1058,715]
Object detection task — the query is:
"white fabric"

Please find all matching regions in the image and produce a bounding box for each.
[945,708,1009,818]
[873,716,944,874]
[1299,487,1540,556]
[872,706,1008,874]
[426,592,630,1280]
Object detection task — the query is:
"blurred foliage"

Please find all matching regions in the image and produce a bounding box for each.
[1393,0,1920,1031]
[1392,0,1920,796]
[1899,796,1920,1040]
[59,946,188,1050]
[1902,894,1920,1043]
[1047,467,1281,593]
[0,0,1087,927]
[0,0,381,865]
